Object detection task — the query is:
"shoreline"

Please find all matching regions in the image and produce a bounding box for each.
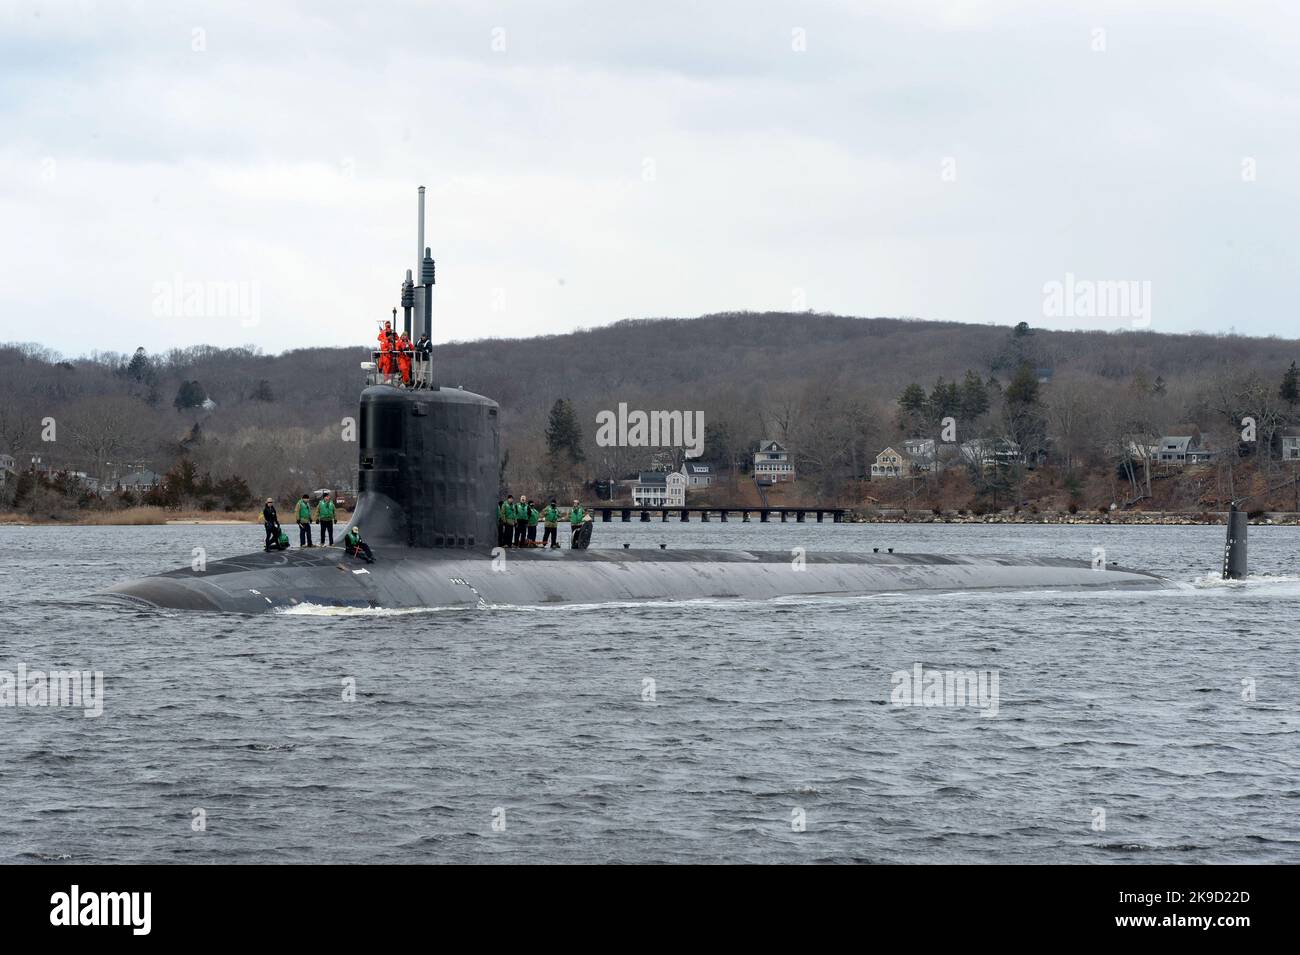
[1,510,1296,528]
[0,509,352,527]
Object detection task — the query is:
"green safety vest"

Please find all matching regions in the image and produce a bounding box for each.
[502,503,516,524]
[527,505,539,526]
[569,506,584,525]
[345,529,360,547]
[542,506,559,527]
[297,500,312,521]
[318,500,336,520]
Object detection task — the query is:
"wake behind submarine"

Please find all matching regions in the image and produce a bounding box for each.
[107,191,1176,613]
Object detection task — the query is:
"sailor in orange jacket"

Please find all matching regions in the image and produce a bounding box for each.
[377,322,395,378]
[396,331,413,385]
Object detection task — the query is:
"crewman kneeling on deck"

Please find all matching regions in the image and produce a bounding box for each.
[343,525,375,563]
[514,495,530,547]
[317,491,336,546]
[526,498,540,545]
[568,499,585,547]
[501,494,517,547]
[296,493,314,547]
[541,498,560,549]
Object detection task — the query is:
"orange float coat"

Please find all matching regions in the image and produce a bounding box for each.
[396,333,413,384]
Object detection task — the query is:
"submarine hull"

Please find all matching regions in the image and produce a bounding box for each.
[106,546,1175,613]
[106,234,1180,613]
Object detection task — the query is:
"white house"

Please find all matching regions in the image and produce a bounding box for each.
[633,470,686,507]
[871,447,914,479]
[753,441,795,483]
[960,438,1024,471]
[680,461,714,488]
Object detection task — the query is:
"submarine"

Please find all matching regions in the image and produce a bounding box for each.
[107,189,1176,613]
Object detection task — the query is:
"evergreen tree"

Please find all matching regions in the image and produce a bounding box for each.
[545,398,585,465]
[126,346,151,382]
[173,380,207,411]
[898,383,926,416]
[168,458,199,497]
[896,383,928,436]
[928,377,961,420]
[1004,363,1047,462]
[1005,362,1041,409]
[959,370,990,420]
[1280,361,1299,409]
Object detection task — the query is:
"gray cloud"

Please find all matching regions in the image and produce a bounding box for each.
[2,0,1297,354]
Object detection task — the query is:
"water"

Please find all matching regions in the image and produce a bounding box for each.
[1,521,1298,863]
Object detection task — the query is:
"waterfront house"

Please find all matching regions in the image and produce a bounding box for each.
[680,461,715,488]
[753,441,794,483]
[960,438,1024,470]
[1156,426,1203,465]
[870,447,915,479]
[632,470,686,507]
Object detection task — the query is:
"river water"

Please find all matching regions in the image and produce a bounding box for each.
[1,521,1297,863]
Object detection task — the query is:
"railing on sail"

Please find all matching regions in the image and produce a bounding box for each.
[361,350,435,389]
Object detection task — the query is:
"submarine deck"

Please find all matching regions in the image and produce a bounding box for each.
[105,543,1175,614]
[152,545,1148,577]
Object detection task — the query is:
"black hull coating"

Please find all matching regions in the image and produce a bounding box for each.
[352,384,499,547]
[106,546,1175,614]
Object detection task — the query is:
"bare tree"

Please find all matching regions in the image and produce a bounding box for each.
[62,396,153,483]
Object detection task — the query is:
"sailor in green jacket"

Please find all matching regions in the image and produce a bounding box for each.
[500,494,517,547]
[568,499,585,547]
[541,499,560,549]
[509,496,525,548]
[343,525,374,563]
[317,491,337,546]
[296,493,314,548]
[526,498,540,545]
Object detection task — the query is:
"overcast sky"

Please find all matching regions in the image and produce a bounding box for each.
[2,0,1297,356]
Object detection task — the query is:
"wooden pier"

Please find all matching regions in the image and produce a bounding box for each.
[596,506,846,524]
